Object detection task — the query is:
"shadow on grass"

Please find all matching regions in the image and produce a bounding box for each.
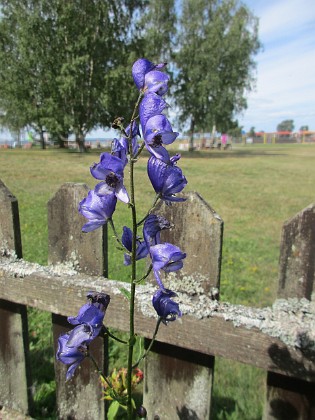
[211,395,261,420]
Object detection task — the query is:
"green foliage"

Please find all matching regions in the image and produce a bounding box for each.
[0,0,144,146]
[135,0,176,63]
[277,119,295,132]
[174,0,261,148]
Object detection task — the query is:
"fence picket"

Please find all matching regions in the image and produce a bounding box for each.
[48,183,108,420]
[264,203,315,419]
[0,180,32,415]
[143,192,223,419]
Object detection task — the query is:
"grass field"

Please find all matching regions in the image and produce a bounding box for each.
[1,144,314,419]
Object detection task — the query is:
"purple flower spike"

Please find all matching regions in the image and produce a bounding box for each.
[139,93,168,133]
[144,70,170,96]
[79,190,117,232]
[147,156,187,204]
[152,289,182,323]
[132,58,166,90]
[56,333,87,381]
[121,226,149,266]
[143,214,172,248]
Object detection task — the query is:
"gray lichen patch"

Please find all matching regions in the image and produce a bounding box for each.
[1,254,315,353]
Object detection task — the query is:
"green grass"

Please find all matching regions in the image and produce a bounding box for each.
[1,144,315,419]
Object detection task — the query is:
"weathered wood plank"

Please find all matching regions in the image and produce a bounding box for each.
[1,260,314,383]
[144,192,223,419]
[0,180,32,415]
[48,183,108,420]
[264,203,315,420]
[0,180,22,259]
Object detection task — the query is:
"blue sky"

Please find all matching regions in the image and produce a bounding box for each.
[238,0,315,132]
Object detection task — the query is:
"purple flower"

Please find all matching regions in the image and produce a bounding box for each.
[90,153,129,203]
[56,291,110,380]
[144,70,170,96]
[143,214,172,248]
[79,189,117,232]
[121,226,149,266]
[56,333,87,381]
[150,242,186,289]
[68,292,110,326]
[139,93,168,134]
[111,138,128,167]
[147,156,187,204]
[151,243,186,273]
[144,114,179,161]
[152,289,182,323]
[132,58,166,91]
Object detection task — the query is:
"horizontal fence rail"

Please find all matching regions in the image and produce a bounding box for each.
[0,179,315,419]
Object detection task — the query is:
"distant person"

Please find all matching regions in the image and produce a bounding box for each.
[221,133,227,149]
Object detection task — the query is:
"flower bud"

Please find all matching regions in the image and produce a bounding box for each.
[137,405,147,418]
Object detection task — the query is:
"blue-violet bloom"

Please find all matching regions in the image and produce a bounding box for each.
[152,288,182,323]
[144,70,170,96]
[68,292,110,326]
[144,114,178,161]
[90,153,129,203]
[143,214,172,248]
[132,58,166,91]
[150,242,186,289]
[79,189,117,232]
[139,93,168,134]
[56,333,87,381]
[147,155,187,203]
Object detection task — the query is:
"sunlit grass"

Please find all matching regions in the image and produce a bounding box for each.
[1,143,315,418]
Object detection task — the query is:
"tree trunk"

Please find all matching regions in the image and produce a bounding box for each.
[76,132,86,153]
[189,117,195,152]
[40,129,46,150]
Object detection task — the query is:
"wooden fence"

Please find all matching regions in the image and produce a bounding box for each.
[0,179,314,420]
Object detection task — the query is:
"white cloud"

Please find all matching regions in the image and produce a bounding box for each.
[238,0,315,132]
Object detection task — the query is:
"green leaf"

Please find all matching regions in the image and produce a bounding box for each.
[107,401,120,420]
[119,287,131,301]
[107,400,128,420]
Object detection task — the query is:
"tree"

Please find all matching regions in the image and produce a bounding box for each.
[249,126,256,137]
[299,125,309,131]
[276,120,294,132]
[135,0,176,63]
[174,0,261,151]
[0,0,144,150]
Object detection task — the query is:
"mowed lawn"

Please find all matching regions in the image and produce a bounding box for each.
[1,143,314,419]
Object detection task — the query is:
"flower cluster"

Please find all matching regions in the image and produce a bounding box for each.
[77,58,187,323]
[56,292,110,380]
[58,59,187,391]
[102,367,144,402]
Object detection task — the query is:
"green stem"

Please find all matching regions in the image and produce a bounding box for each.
[132,317,162,369]
[137,194,161,227]
[126,91,143,419]
[88,353,112,389]
[134,264,152,284]
[133,140,145,160]
[102,326,128,344]
[108,218,125,250]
